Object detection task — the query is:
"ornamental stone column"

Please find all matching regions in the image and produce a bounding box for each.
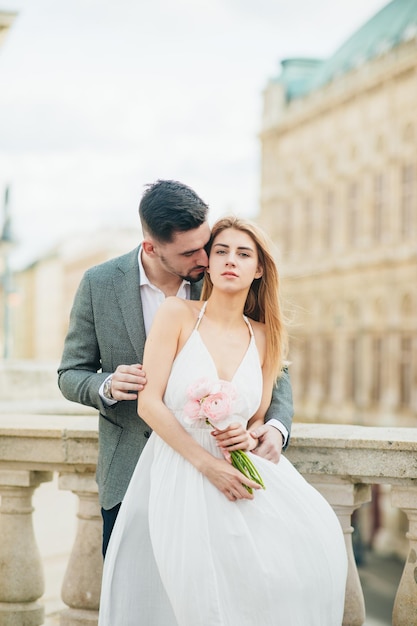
[58,472,103,626]
[308,478,372,626]
[0,469,52,626]
[391,484,417,626]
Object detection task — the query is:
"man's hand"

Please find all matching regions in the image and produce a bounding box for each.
[249,424,284,464]
[110,364,147,401]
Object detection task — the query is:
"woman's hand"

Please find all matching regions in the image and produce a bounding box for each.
[211,422,258,454]
[203,456,261,501]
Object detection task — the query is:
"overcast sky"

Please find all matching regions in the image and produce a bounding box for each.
[0,0,388,267]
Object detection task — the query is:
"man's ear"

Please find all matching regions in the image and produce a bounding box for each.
[142,239,155,256]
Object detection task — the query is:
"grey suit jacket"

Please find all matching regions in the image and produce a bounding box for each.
[58,246,294,510]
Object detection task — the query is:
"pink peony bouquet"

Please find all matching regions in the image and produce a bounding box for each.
[184,378,238,429]
[184,378,265,493]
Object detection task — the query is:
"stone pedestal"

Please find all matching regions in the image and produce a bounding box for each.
[59,472,102,626]
[0,469,52,626]
[391,485,417,626]
[309,478,372,626]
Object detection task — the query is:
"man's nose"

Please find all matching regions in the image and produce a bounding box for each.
[196,248,209,267]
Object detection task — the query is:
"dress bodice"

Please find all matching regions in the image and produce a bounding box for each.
[163,302,263,428]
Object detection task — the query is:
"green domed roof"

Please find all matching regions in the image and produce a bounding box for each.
[307,0,417,93]
[276,0,417,101]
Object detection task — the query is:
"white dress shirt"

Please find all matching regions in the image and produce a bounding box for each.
[138,247,190,336]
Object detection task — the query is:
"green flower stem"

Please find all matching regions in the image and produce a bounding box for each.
[206,420,265,494]
[230,449,266,493]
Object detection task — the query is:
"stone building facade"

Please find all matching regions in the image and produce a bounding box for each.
[259,0,417,428]
[8,229,140,361]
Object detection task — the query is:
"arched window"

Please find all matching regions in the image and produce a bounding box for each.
[401,164,416,239]
[399,293,415,409]
[370,336,383,403]
[347,182,360,247]
[373,173,388,243]
[399,336,412,408]
[322,337,333,401]
[400,293,413,317]
[323,190,334,250]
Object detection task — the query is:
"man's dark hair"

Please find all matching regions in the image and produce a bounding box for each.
[139,179,209,242]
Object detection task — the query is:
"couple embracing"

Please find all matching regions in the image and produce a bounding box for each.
[59,180,347,625]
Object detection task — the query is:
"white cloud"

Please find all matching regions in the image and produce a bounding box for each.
[0,0,388,267]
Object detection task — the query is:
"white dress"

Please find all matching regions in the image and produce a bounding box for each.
[99,306,347,626]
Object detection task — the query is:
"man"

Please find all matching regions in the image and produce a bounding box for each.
[58,179,293,556]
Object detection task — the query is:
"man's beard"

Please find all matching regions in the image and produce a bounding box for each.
[183,270,205,284]
[159,254,205,284]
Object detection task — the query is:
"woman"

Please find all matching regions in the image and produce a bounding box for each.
[98,216,347,625]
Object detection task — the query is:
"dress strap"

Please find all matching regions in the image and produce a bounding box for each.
[243,315,254,337]
[195,301,208,330]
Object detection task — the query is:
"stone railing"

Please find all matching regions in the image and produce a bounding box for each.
[0,414,416,626]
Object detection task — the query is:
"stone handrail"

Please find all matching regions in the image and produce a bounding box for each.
[0,415,416,626]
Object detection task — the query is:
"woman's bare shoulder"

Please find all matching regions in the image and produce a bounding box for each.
[155,296,203,323]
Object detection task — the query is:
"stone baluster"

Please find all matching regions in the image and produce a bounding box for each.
[0,469,52,626]
[391,484,417,626]
[58,472,103,626]
[308,478,372,626]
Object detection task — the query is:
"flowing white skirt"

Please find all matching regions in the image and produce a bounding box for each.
[99,428,347,626]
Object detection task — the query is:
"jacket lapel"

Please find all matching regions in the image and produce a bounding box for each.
[113,247,146,362]
[190,281,203,301]
[113,251,203,362]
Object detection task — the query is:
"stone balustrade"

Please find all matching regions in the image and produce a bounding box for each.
[0,414,416,626]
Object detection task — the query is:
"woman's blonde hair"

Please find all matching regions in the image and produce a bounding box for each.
[201,216,288,378]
